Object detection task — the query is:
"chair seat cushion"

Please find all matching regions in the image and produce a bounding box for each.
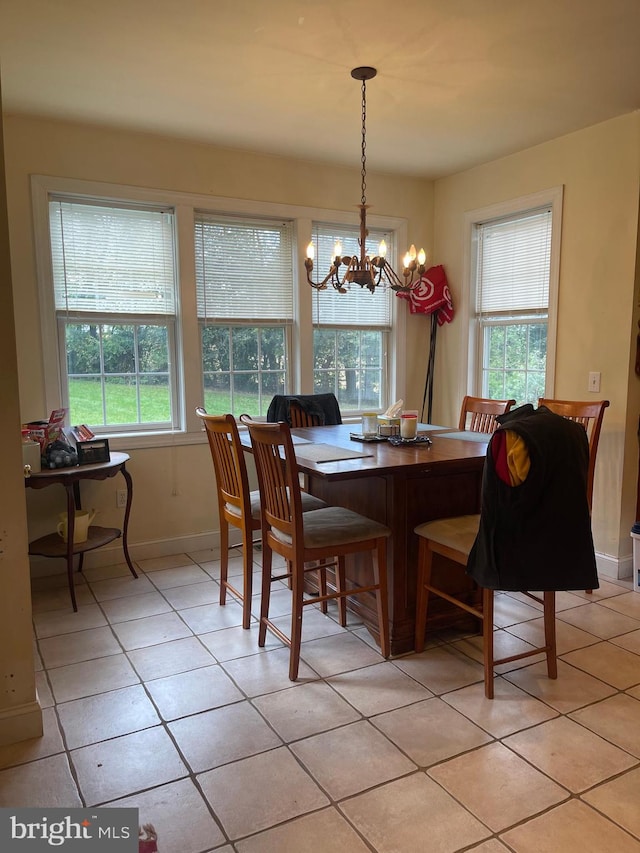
[414,514,480,557]
[226,490,326,521]
[272,505,390,549]
[300,492,329,514]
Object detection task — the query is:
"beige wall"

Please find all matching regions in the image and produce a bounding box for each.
[433,112,640,563]
[3,114,433,559]
[0,94,42,743]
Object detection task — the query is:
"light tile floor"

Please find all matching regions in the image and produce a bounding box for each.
[3,550,640,852]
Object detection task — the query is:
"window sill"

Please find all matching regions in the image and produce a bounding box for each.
[104,431,206,452]
[103,416,363,452]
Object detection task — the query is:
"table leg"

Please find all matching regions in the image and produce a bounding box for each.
[73,480,85,574]
[120,465,138,579]
[64,484,78,612]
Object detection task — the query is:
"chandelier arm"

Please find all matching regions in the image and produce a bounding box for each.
[340,255,358,289]
[305,258,338,290]
[331,257,349,293]
[382,261,413,291]
[332,268,349,293]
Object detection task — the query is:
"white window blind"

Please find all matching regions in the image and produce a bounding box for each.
[476,207,552,315]
[311,222,392,328]
[195,212,294,322]
[49,199,176,314]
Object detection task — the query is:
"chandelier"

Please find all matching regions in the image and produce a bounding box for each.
[305,66,426,295]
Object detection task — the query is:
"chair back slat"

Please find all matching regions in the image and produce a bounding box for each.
[196,409,251,517]
[537,398,610,509]
[247,421,302,542]
[289,400,322,427]
[196,407,261,630]
[459,396,517,433]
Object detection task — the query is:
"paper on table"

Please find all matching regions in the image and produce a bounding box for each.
[294,443,373,463]
[437,430,491,442]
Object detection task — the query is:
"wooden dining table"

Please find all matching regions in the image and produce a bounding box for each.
[242,422,490,655]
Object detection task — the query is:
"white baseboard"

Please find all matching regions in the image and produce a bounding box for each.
[0,700,43,746]
[596,551,633,581]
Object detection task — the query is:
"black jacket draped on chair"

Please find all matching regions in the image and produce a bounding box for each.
[467,404,598,591]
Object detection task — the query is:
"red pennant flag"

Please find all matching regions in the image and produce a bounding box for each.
[396,264,454,325]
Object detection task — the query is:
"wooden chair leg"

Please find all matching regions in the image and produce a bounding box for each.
[318,558,328,615]
[289,560,304,681]
[219,521,229,606]
[373,539,390,659]
[258,543,273,648]
[336,555,347,627]
[241,532,253,629]
[482,587,495,699]
[414,538,432,652]
[543,591,557,679]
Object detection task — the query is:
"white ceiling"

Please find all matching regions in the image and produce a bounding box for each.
[1,0,639,178]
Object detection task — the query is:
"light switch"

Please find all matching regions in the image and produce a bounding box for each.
[588,371,601,393]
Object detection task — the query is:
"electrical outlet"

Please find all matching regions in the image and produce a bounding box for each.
[116,489,127,508]
[588,371,601,393]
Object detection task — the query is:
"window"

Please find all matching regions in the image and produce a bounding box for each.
[195,213,293,417]
[311,222,392,410]
[49,199,178,432]
[468,190,561,405]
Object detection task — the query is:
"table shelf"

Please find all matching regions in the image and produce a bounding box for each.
[28,526,122,558]
[25,451,137,611]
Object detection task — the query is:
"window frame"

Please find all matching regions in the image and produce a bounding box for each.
[312,325,389,411]
[57,313,181,433]
[461,187,563,401]
[310,220,395,412]
[48,195,181,434]
[200,321,291,418]
[31,175,408,449]
[194,211,295,419]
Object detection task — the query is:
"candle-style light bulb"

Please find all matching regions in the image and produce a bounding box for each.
[306,242,315,261]
[408,244,417,262]
[333,241,342,259]
[378,239,387,258]
[403,252,412,269]
[417,248,426,266]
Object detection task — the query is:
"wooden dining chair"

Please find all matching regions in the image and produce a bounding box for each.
[197,408,325,629]
[458,396,517,433]
[414,513,557,699]
[246,420,391,680]
[414,406,599,698]
[266,393,342,427]
[537,398,609,511]
[538,398,609,596]
[197,409,261,629]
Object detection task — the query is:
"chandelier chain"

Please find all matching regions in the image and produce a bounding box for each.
[360,77,367,207]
